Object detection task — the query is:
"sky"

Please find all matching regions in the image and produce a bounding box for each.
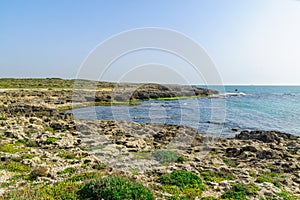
[1,0,300,85]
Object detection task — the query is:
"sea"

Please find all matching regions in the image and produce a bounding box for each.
[68,86,300,137]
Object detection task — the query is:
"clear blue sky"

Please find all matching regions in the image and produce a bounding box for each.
[1,0,300,84]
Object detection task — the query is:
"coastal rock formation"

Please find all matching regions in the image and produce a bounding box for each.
[0,84,299,199]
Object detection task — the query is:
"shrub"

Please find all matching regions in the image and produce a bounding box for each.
[176,156,186,163]
[78,176,154,200]
[160,170,202,188]
[160,170,204,198]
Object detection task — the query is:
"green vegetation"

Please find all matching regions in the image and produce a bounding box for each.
[60,167,77,175]
[0,160,31,173]
[276,190,298,200]
[44,127,55,133]
[0,116,7,120]
[256,176,281,188]
[58,152,76,159]
[78,176,154,200]
[222,157,237,167]
[0,78,75,89]
[221,184,259,200]
[160,170,205,198]
[4,179,82,200]
[21,153,37,159]
[66,171,102,182]
[199,170,235,183]
[201,197,218,200]
[0,143,28,153]
[256,172,284,188]
[45,137,59,144]
[3,172,102,199]
[25,140,39,147]
[91,163,106,170]
[58,151,87,160]
[152,150,181,164]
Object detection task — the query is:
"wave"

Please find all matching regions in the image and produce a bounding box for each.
[211,92,247,98]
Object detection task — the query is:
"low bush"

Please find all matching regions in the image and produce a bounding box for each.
[160,170,204,198]
[78,176,154,200]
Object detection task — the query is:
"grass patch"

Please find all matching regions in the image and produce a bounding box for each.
[60,167,77,175]
[256,172,284,188]
[0,161,31,173]
[91,164,106,170]
[21,153,37,159]
[58,152,76,159]
[221,184,259,199]
[3,179,82,199]
[256,176,281,188]
[58,152,87,160]
[44,137,59,144]
[3,171,105,199]
[66,172,102,182]
[44,127,54,133]
[277,190,298,200]
[0,143,28,153]
[78,176,154,200]
[199,170,235,183]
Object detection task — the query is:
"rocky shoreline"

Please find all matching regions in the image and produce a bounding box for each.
[0,82,299,199]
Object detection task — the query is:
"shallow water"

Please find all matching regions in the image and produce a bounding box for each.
[67,86,300,137]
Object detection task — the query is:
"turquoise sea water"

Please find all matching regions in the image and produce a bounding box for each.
[68,86,300,137]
